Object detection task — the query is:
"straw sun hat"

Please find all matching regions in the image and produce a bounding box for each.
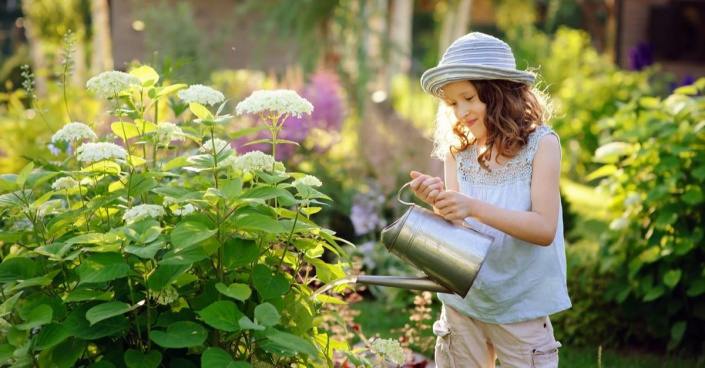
[420,32,536,98]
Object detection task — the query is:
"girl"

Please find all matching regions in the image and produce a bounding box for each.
[409,32,571,368]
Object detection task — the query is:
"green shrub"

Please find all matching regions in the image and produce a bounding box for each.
[591,79,705,353]
[0,65,379,367]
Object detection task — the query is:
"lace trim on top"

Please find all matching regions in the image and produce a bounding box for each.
[457,125,553,186]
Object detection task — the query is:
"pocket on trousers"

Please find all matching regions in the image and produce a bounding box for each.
[433,319,455,368]
[531,340,561,368]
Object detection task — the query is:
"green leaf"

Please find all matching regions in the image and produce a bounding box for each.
[223,238,259,268]
[668,321,687,351]
[52,338,86,368]
[586,164,617,181]
[674,85,698,95]
[235,213,286,233]
[76,252,130,284]
[682,185,704,205]
[215,283,252,301]
[16,162,34,187]
[150,321,207,348]
[87,362,116,368]
[147,264,190,291]
[189,103,213,120]
[156,84,187,98]
[163,156,190,171]
[643,285,666,301]
[130,65,160,86]
[34,323,71,350]
[0,344,13,362]
[0,292,22,317]
[252,265,289,300]
[160,244,209,265]
[229,126,269,140]
[111,122,141,140]
[238,316,264,331]
[593,142,636,164]
[124,349,162,368]
[26,171,60,189]
[16,304,53,330]
[86,302,141,326]
[135,119,157,134]
[170,221,217,249]
[63,289,114,303]
[197,301,243,332]
[263,328,319,357]
[663,269,682,289]
[62,304,129,340]
[124,241,164,259]
[201,348,252,368]
[255,303,280,327]
[0,177,19,192]
[82,160,121,175]
[0,257,35,282]
[66,232,120,245]
[686,278,705,297]
[638,96,661,108]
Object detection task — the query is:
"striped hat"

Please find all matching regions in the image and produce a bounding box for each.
[421,32,536,97]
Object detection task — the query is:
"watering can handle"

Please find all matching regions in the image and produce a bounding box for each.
[397,182,416,206]
[397,182,484,234]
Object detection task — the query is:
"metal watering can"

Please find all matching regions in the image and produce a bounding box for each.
[356,183,494,297]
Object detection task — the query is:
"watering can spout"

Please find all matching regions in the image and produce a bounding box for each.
[356,275,453,294]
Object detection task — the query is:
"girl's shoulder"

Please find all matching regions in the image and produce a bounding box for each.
[456,125,557,186]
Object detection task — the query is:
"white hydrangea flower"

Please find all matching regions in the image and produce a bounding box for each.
[162,196,178,207]
[80,178,95,187]
[76,142,128,163]
[623,193,641,207]
[173,204,197,216]
[154,122,185,145]
[122,204,166,223]
[609,217,630,231]
[199,138,229,154]
[293,175,322,187]
[51,122,98,142]
[51,177,79,191]
[218,155,238,169]
[86,71,140,98]
[236,90,313,118]
[234,151,277,172]
[154,286,178,305]
[177,84,225,106]
[371,338,405,365]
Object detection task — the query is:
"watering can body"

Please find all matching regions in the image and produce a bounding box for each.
[357,185,494,298]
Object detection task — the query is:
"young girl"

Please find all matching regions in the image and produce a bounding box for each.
[409,32,571,368]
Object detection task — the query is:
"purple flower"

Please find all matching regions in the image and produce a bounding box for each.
[629,42,654,71]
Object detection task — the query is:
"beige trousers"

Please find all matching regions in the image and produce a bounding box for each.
[434,305,561,368]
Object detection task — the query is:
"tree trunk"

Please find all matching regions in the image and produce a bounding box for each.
[388,0,413,80]
[91,0,114,75]
[439,0,472,59]
[21,0,47,96]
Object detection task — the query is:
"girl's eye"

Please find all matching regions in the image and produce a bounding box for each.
[465,96,473,101]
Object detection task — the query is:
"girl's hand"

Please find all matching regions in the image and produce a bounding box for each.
[409,171,444,206]
[434,190,474,221]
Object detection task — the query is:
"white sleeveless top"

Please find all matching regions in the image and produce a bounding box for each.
[438,125,572,324]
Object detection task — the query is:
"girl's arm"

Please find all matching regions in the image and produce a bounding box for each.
[435,134,561,246]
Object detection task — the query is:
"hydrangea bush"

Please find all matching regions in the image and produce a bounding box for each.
[0,65,387,367]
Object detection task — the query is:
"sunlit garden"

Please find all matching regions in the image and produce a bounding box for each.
[0,1,704,367]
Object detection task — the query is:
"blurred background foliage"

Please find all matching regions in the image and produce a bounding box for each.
[1,0,704,364]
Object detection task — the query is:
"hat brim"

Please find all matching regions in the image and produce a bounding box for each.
[421,64,536,97]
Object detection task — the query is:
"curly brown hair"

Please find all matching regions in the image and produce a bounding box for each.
[449,80,546,170]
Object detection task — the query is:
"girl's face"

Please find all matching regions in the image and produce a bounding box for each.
[441,80,487,141]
